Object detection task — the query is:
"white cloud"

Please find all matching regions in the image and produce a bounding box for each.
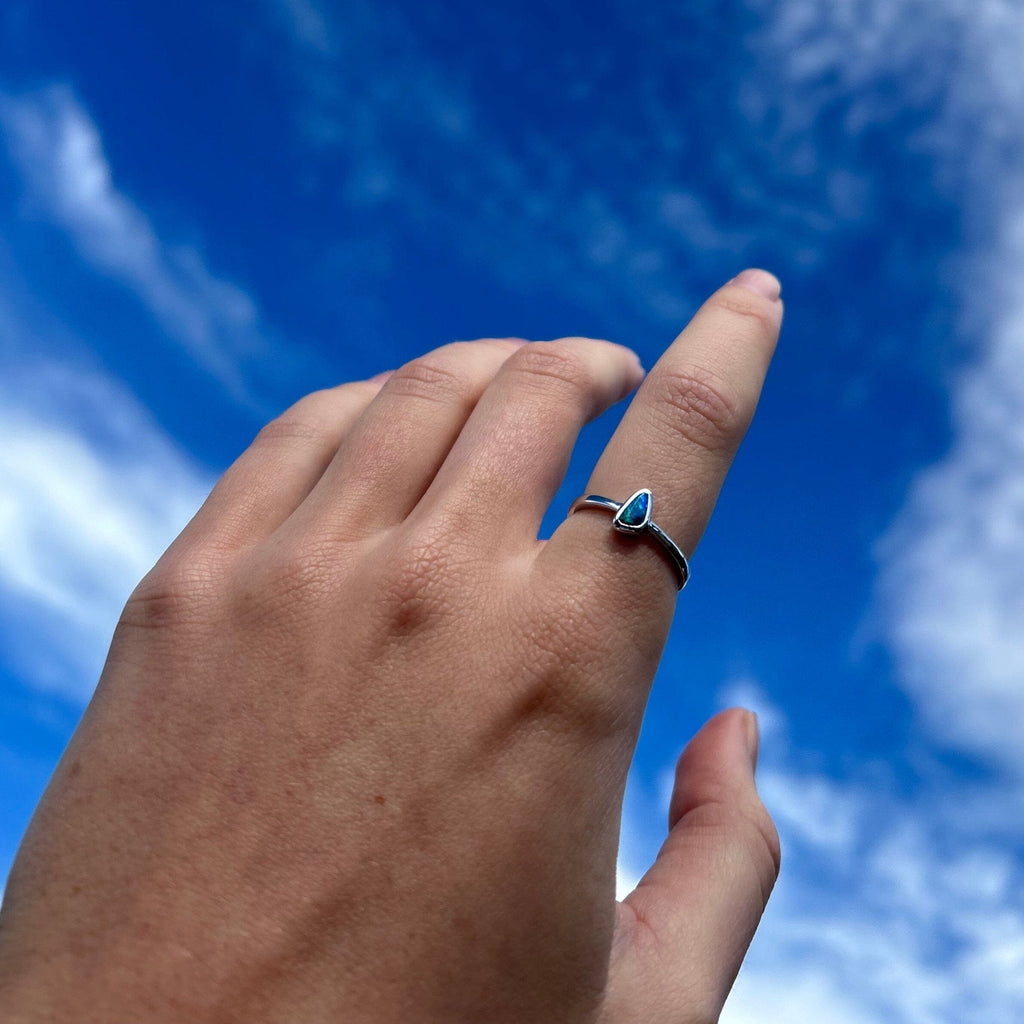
[757,765,864,855]
[612,683,1024,1023]
[714,685,1024,1024]
[875,246,1024,772]
[717,674,789,745]
[0,363,212,699]
[722,970,879,1024]
[0,277,213,699]
[723,10,1024,1015]
[0,86,271,401]
[857,0,1024,777]
[737,0,1024,775]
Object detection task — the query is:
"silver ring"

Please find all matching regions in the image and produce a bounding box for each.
[567,488,690,590]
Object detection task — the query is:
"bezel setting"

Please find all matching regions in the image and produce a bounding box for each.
[612,488,653,534]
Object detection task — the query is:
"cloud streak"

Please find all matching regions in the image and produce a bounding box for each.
[0,86,271,402]
[709,2,1024,1016]
[0,278,213,699]
[259,0,770,332]
[736,0,1024,771]
[616,679,1024,1022]
[711,684,1024,1024]
[876,219,1024,774]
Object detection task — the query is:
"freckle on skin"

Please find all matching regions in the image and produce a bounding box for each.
[374,795,386,806]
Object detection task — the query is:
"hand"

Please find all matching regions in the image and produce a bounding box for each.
[0,270,783,1023]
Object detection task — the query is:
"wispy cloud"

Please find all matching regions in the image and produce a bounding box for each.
[767,0,1024,776]
[0,280,213,700]
[0,86,273,402]
[706,683,1024,1024]
[0,378,211,700]
[737,0,1024,768]
[723,970,879,1024]
[875,223,1024,774]
[744,0,1024,187]
[706,4,1024,1016]
[258,0,766,332]
[257,0,1022,362]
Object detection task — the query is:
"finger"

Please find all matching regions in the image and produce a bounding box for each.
[411,338,644,547]
[172,377,388,552]
[604,709,780,1024]
[290,339,527,540]
[540,270,782,607]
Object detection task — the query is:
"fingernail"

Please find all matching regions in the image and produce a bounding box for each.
[502,337,531,347]
[743,710,760,773]
[731,268,782,301]
[370,369,394,383]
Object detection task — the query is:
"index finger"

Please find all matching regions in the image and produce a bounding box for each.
[539,269,782,617]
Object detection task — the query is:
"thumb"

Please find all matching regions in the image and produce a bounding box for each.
[604,708,781,1024]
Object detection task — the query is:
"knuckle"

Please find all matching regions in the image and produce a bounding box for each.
[685,794,782,902]
[310,379,381,408]
[506,341,595,396]
[509,598,630,739]
[384,356,468,407]
[511,669,627,741]
[254,414,328,450]
[120,558,222,633]
[224,542,344,636]
[711,285,780,342]
[375,529,464,639]
[334,378,385,406]
[253,541,338,606]
[653,364,746,456]
[254,382,377,449]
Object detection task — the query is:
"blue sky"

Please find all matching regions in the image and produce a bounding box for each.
[2,0,1024,1019]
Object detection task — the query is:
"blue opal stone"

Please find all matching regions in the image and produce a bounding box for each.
[618,490,650,527]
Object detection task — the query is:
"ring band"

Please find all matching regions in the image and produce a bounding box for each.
[567,488,690,590]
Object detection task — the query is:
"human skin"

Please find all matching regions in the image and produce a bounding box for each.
[0,269,783,1023]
